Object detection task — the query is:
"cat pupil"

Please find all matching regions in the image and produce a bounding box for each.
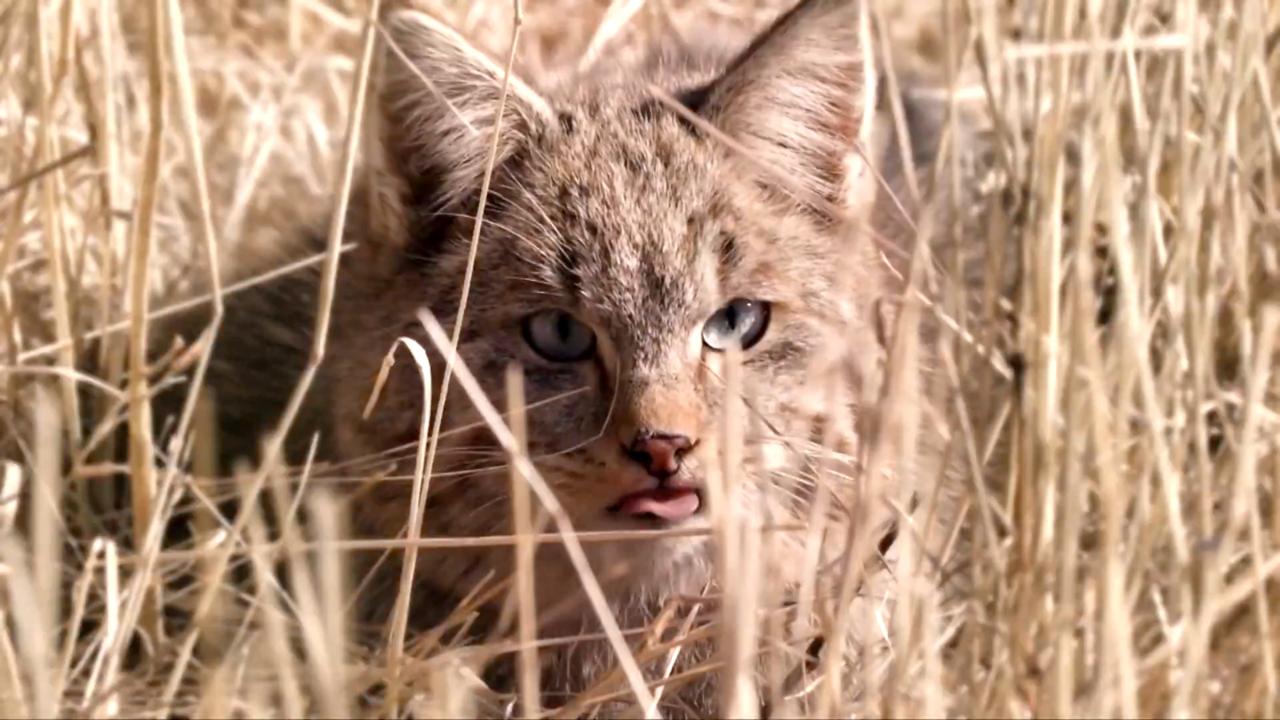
[725,304,740,330]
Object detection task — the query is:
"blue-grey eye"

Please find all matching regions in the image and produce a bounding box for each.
[522,310,596,362]
[702,298,770,351]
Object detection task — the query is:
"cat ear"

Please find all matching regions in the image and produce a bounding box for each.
[699,0,878,213]
[379,10,554,211]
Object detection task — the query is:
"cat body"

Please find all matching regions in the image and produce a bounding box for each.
[155,0,951,714]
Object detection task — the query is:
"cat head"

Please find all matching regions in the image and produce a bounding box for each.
[343,0,906,602]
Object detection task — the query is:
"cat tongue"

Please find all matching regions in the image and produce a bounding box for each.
[616,487,700,521]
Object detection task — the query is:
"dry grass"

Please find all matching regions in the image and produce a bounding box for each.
[2,0,1280,717]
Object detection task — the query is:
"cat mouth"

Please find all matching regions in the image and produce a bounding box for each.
[607,486,703,523]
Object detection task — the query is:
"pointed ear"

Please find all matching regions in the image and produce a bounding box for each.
[379,10,554,211]
[699,0,878,214]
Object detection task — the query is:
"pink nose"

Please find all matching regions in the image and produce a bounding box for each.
[625,432,692,479]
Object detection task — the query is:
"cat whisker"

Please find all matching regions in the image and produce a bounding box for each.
[316,386,592,473]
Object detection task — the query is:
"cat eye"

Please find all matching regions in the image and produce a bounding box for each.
[522,309,596,362]
[702,298,770,351]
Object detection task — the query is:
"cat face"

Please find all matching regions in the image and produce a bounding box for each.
[342,0,895,606]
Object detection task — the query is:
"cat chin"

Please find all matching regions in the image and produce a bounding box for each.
[525,531,711,636]
[588,530,714,599]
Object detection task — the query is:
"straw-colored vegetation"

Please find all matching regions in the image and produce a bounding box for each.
[2,0,1279,716]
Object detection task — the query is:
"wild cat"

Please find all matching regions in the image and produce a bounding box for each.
[155,0,952,714]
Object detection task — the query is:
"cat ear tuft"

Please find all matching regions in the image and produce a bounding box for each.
[700,0,878,214]
[378,10,554,211]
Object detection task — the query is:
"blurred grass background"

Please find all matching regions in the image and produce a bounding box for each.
[2,0,1279,716]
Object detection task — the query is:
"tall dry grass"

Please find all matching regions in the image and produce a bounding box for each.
[1,0,1279,717]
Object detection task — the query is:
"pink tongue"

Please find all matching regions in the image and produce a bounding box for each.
[617,488,700,521]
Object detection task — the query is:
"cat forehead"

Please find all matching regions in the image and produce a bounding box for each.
[489,102,732,308]
[529,98,721,219]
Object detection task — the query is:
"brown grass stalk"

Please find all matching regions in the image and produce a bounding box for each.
[364,336,432,713]
[122,0,167,642]
[506,363,542,719]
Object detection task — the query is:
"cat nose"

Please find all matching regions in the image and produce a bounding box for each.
[624,431,693,479]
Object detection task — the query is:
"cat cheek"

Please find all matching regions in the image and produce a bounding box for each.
[591,331,622,383]
[703,348,724,379]
[684,324,703,361]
